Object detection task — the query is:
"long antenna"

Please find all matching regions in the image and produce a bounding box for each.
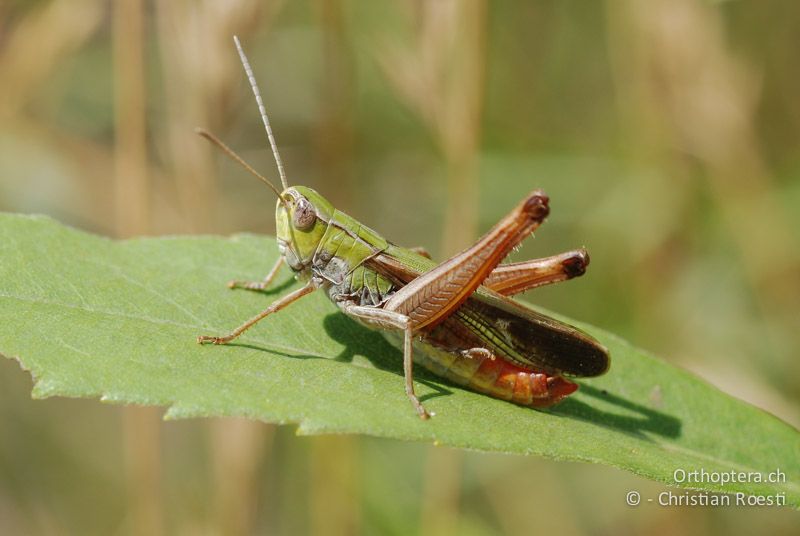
[195,128,286,206]
[233,35,288,191]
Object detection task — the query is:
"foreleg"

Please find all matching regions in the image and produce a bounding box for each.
[228,257,285,291]
[198,278,317,345]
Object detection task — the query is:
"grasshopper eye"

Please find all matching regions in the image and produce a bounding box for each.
[293,197,316,230]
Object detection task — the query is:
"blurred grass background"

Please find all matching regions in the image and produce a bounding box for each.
[1,1,798,534]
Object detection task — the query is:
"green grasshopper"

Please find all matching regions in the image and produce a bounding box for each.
[197,37,609,419]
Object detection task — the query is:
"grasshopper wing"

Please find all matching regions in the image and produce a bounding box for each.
[449,292,609,377]
[371,245,609,377]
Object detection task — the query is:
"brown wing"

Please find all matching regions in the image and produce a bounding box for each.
[446,292,609,377]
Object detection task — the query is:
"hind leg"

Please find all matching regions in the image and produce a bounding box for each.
[484,249,589,296]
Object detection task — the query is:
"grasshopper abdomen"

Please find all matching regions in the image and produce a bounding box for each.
[382,331,579,407]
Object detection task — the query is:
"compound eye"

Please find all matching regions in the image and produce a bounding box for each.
[293,197,316,230]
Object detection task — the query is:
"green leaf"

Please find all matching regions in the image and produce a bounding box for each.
[2,213,798,506]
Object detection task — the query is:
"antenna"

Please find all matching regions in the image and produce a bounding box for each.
[233,35,288,191]
[195,128,286,207]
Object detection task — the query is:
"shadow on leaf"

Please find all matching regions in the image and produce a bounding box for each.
[322,313,682,438]
[232,311,682,438]
[551,384,682,440]
[322,314,453,402]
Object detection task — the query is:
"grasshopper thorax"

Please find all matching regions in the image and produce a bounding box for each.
[276,186,334,271]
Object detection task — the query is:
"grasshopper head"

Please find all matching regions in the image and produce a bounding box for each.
[275,186,334,271]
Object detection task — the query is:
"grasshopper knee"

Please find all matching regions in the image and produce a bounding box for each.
[562,249,590,279]
[522,190,550,221]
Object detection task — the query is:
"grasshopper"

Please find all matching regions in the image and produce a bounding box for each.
[197,37,609,419]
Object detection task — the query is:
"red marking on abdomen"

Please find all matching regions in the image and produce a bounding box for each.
[397,333,579,409]
[467,357,577,408]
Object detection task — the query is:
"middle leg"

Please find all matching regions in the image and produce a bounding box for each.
[341,303,431,419]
